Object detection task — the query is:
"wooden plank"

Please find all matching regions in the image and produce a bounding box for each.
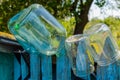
[0,37,21,80]
[21,55,29,79]
[0,44,14,53]
[97,63,118,80]
[14,54,21,80]
[117,60,120,80]
[0,53,14,80]
[29,54,41,80]
[57,48,71,80]
[41,55,52,80]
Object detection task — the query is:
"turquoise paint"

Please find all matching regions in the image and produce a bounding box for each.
[21,55,29,79]
[0,52,14,80]
[29,54,41,80]
[14,54,21,80]
[57,48,71,80]
[41,55,52,80]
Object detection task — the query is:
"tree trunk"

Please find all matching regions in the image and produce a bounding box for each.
[74,0,93,34]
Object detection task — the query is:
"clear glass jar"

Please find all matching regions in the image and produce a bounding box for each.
[8,4,66,56]
[84,23,120,66]
[65,34,94,79]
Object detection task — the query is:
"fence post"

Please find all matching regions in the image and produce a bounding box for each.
[30,54,41,80]
[41,55,52,80]
[14,53,21,80]
[57,48,71,80]
[21,53,30,80]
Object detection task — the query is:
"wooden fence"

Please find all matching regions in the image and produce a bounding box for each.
[1,36,119,80]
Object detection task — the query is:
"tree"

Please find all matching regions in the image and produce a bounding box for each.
[70,0,93,34]
[0,0,118,34]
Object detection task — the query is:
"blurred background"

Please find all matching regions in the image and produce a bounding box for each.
[0,0,120,47]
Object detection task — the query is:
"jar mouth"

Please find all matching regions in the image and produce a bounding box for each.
[66,34,86,43]
[84,23,109,35]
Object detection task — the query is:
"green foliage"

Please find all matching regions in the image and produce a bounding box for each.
[0,0,31,33]
[0,0,105,34]
[59,17,75,37]
[0,0,120,36]
[0,0,72,33]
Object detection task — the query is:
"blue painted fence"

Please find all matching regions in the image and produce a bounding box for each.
[0,36,85,80]
[1,36,120,80]
[13,49,72,80]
